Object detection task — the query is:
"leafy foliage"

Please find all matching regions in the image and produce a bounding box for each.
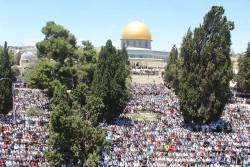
[46,83,73,166]
[178,6,234,123]
[24,58,56,95]
[92,40,130,121]
[85,152,101,167]
[36,21,77,64]
[26,22,130,166]
[77,41,98,86]
[0,42,13,114]
[24,21,107,166]
[47,82,106,166]
[11,65,20,77]
[71,83,104,126]
[26,23,98,93]
[236,42,250,93]
[164,45,179,93]
[31,21,79,90]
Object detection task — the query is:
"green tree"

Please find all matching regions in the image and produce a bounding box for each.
[11,65,20,77]
[178,6,234,124]
[46,83,73,166]
[92,40,130,121]
[77,41,98,85]
[69,83,106,166]
[24,58,56,95]
[36,21,77,64]
[236,42,250,93]
[47,82,106,167]
[0,42,13,114]
[85,152,102,167]
[81,41,97,64]
[28,22,98,92]
[71,83,104,126]
[35,21,78,90]
[70,120,106,167]
[83,94,104,126]
[164,45,179,92]
[31,22,107,166]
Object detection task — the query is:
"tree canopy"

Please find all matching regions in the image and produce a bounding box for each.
[77,41,98,86]
[92,40,130,121]
[178,6,234,124]
[47,82,106,166]
[24,58,56,95]
[164,45,179,92]
[26,22,99,93]
[37,21,77,64]
[24,21,107,166]
[0,42,13,114]
[236,42,250,93]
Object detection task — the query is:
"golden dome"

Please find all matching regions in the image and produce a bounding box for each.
[121,20,152,41]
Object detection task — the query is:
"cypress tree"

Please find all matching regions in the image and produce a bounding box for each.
[178,6,234,123]
[47,82,106,166]
[78,41,98,86]
[92,40,130,121]
[164,45,179,91]
[46,83,73,166]
[0,42,13,114]
[237,42,250,93]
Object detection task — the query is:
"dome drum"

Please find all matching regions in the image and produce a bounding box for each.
[121,39,151,49]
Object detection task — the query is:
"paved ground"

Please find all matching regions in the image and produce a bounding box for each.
[131,74,163,84]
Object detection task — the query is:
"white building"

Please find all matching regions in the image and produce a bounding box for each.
[121,20,169,75]
[19,51,37,76]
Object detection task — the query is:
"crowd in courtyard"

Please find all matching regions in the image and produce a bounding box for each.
[0,82,250,167]
[101,83,250,167]
[0,83,50,167]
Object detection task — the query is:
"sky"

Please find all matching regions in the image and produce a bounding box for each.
[0,0,249,53]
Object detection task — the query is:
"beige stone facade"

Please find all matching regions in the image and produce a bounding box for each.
[129,58,166,69]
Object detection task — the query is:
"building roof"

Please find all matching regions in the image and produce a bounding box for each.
[20,51,35,61]
[121,20,152,41]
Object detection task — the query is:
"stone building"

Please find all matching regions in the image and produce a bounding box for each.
[121,20,169,75]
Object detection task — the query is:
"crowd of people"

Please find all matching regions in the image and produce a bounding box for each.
[101,83,250,167]
[125,83,179,114]
[0,83,50,167]
[0,81,250,167]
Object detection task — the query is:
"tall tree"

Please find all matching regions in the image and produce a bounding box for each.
[46,83,73,166]
[164,45,179,92]
[77,41,98,85]
[92,40,130,121]
[178,6,234,123]
[236,42,250,93]
[47,82,106,167]
[0,42,13,114]
[71,83,104,126]
[27,22,99,92]
[29,22,107,166]
[34,21,78,90]
[36,21,77,64]
[70,83,106,166]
